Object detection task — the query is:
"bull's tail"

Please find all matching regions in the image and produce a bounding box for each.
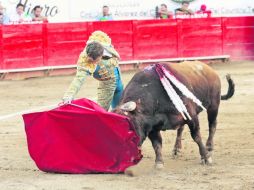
[221,74,235,100]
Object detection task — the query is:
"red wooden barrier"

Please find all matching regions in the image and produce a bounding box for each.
[0,16,253,72]
[0,25,3,70]
[88,21,134,60]
[2,23,44,69]
[222,16,254,60]
[177,18,223,57]
[45,22,88,66]
[133,19,178,59]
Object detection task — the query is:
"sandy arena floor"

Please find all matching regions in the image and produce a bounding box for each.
[0,61,254,190]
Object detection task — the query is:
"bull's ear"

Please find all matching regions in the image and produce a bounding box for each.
[120,101,137,112]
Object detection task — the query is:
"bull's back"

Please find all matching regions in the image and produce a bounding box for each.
[122,61,221,109]
[166,61,220,85]
[165,61,221,106]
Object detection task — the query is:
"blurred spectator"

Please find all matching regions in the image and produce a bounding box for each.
[157,4,173,19]
[0,4,9,24]
[97,5,113,21]
[9,3,32,23]
[31,5,48,22]
[175,1,194,16]
[196,4,212,17]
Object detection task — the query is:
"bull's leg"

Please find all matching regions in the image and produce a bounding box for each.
[148,130,164,169]
[187,117,212,165]
[206,107,219,153]
[172,125,184,158]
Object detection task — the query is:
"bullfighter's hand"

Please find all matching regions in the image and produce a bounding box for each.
[61,98,72,105]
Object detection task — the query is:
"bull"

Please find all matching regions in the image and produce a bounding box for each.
[114,61,235,169]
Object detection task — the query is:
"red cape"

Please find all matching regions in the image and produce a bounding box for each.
[23,98,142,174]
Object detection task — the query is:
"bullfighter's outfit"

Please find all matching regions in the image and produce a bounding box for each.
[63,31,123,110]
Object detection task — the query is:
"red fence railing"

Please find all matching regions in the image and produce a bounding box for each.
[0,25,3,70]
[222,17,254,60]
[0,16,253,71]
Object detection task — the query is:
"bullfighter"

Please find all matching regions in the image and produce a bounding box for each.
[62,30,123,110]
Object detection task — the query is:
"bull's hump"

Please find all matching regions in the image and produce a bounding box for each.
[172,61,201,73]
[169,61,214,77]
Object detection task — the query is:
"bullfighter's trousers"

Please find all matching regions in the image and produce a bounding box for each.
[97,68,123,110]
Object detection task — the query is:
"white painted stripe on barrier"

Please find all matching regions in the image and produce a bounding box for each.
[0,55,230,73]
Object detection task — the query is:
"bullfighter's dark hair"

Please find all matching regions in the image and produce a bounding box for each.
[86,42,104,61]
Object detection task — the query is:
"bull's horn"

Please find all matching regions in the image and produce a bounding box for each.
[120,101,137,112]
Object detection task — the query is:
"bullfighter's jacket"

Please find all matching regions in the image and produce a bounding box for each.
[63,31,121,101]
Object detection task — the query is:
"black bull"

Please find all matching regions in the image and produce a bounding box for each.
[113,61,235,168]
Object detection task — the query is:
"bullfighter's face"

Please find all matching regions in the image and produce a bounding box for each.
[87,56,102,65]
[86,42,104,63]
[114,101,152,146]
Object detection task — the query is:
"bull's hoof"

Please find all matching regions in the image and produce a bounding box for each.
[201,155,213,165]
[172,148,182,159]
[206,156,213,165]
[154,162,164,170]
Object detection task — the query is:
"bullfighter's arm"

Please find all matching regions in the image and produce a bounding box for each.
[62,68,89,102]
[62,51,95,102]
